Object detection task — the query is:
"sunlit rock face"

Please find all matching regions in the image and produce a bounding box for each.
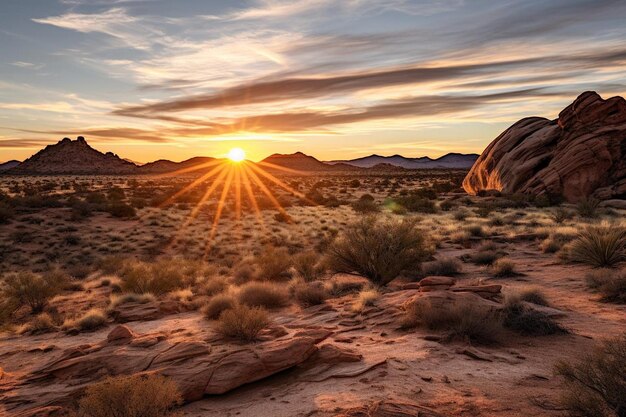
[463,91,626,202]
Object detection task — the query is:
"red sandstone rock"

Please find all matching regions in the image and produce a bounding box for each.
[463,91,626,202]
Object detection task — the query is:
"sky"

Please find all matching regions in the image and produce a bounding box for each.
[1,0,625,163]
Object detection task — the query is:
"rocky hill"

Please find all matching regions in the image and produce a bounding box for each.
[260,152,356,172]
[139,156,216,174]
[0,160,20,172]
[463,91,626,202]
[7,137,138,175]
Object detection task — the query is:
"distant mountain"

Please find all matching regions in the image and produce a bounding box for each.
[328,153,479,169]
[139,156,217,174]
[0,160,20,172]
[7,137,138,175]
[260,152,356,172]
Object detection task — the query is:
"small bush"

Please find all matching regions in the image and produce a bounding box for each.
[395,195,437,213]
[199,276,228,296]
[217,305,270,341]
[293,281,327,307]
[550,208,573,224]
[119,259,186,295]
[2,271,64,314]
[254,246,293,280]
[514,288,550,306]
[492,258,517,277]
[422,257,462,276]
[107,203,136,218]
[109,293,155,309]
[576,197,600,218]
[585,269,626,303]
[569,226,626,268]
[78,374,182,417]
[555,334,626,417]
[327,216,432,286]
[202,294,235,320]
[352,288,379,312]
[351,197,380,214]
[471,250,500,265]
[502,299,566,336]
[23,312,56,334]
[403,298,503,345]
[238,282,289,309]
[293,251,324,282]
[63,308,107,332]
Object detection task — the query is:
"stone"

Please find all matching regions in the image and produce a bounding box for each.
[463,91,626,202]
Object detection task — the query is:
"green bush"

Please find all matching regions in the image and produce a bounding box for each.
[327,216,432,286]
[569,226,626,268]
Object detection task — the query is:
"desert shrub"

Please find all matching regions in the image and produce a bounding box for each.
[233,262,255,284]
[107,202,136,218]
[576,197,601,218]
[119,259,186,295]
[351,196,379,214]
[585,269,626,303]
[97,255,128,275]
[502,298,566,336]
[422,257,462,276]
[202,294,235,320]
[439,200,455,211]
[63,308,107,332]
[466,224,485,237]
[293,281,327,307]
[293,251,324,282]
[199,276,228,296]
[78,374,182,417]
[514,288,550,306]
[327,276,366,296]
[550,208,573,224]
[453,209,470,221]
[395,195,437,213]
[216,305,270,341]
[471,250,500,265]
[327,216,432,286]
[254,246,293,280]
[352,288,379,312]
[555,334,626,417]
[568,226,626,268]
[491,258,517,277]
[403,298,503,345]
[2,271,64,313]
[238,282,289,309]
[109,293,155,309]
[24,312,56,334]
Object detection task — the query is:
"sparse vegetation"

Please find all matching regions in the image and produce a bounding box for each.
[2,271,64,314]
[491,258,517,277]
[422,257,462,276]
[238,281,289,309]
[78,374,182,417]
[585,269,626,303]
[202,294,236,319]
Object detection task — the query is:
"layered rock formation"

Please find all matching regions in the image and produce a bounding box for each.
[463,91,626,202]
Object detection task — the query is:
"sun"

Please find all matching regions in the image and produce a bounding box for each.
[227,147,246,162]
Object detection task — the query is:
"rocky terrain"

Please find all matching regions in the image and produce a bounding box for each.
[463,91,626,203]
[328,153,479,169]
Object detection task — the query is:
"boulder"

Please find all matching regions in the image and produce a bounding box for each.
[463,91,626,202]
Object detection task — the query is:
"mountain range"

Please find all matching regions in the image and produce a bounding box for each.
[1,136,477,175]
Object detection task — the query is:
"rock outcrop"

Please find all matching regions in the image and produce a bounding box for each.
[463,91,626,202]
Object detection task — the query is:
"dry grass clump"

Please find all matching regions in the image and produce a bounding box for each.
[62,308,107,332]
[402,298,504,345]
[550,207,573,224]
[254,246,293,281]
[238,282,289,309]
[576,197,601,218]
[491,258,517,277]
[292,281,327,307]
[216,305,270,341]
[327,216,432,286]
[119,259,190,295]
[585,269,626,303]
[198,276,228,296]
[422,256,462,276]
[96,255,128,275]
[327,276,366,296]
[202,294,236,320]
[351,288,380,312]
[470,249,501,265]
[2,271,65,314]
[109,293,155,309]
[513,287,550,306]
[555,333,626,417]
[18,312,57,335]
[568,225,626,268]
[78,374,182,417]
[293,251,325,282]
[502,298,566,336]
